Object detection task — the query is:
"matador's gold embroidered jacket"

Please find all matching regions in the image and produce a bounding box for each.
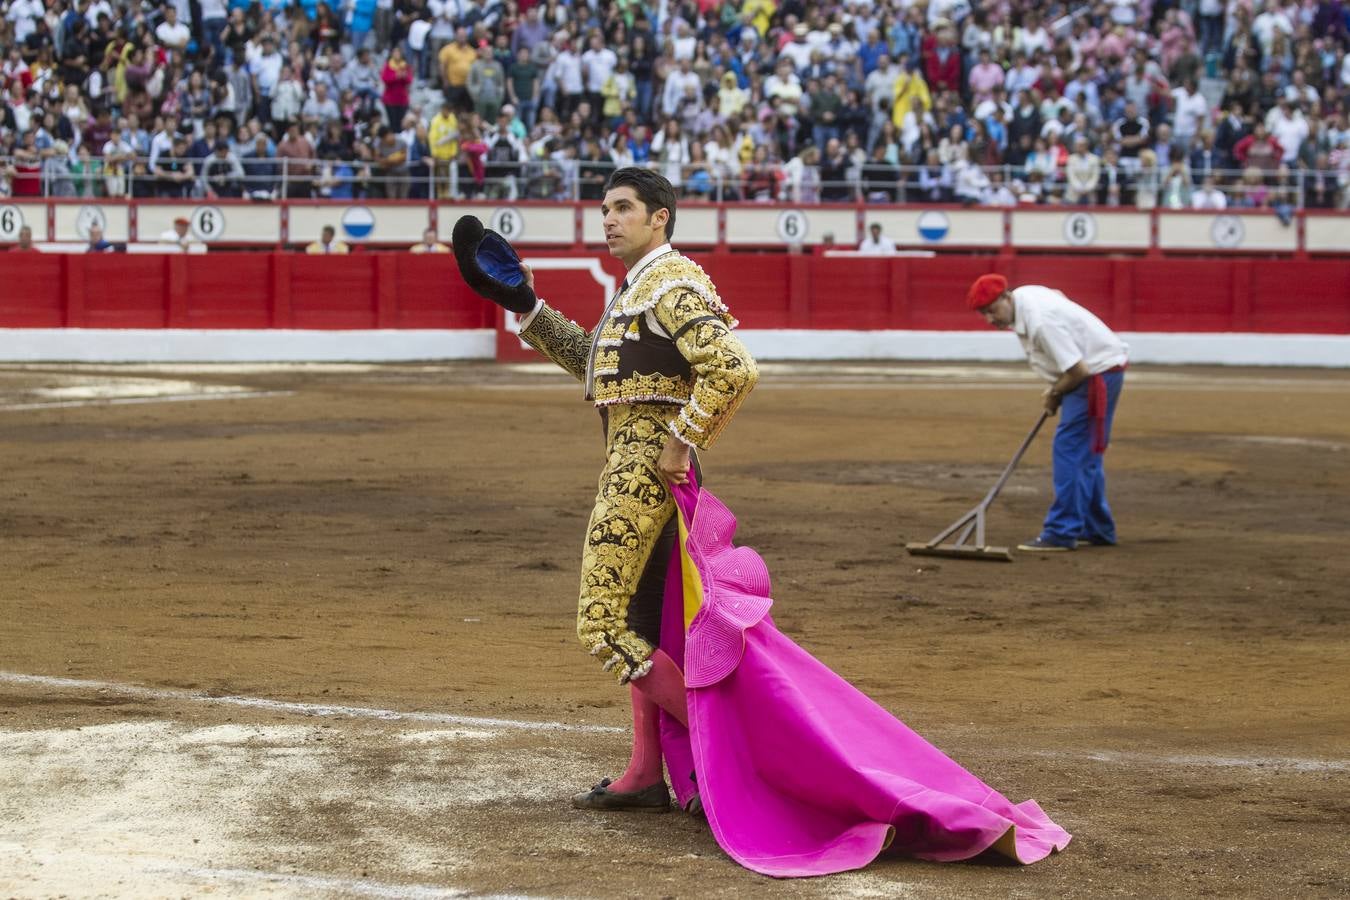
[519,252,758,450]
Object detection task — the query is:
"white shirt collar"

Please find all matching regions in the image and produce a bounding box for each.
[625,242,673,285]
[1011,295,1026,337]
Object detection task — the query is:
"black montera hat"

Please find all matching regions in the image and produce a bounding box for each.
[451,216,537,314]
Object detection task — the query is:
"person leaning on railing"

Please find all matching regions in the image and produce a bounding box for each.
[278,122,317,199]
[484,121,527,200]
[154,136,195,198]
[1191,175,1228,209]
[741,144,780,203]
[69,145,102,198]
[861,143,900,203]
[242,133,278,200]
[780,145,821,203]
[428,99,460,200]
[577,140,610,201]
[201,140,245,198]
[682,143,714,199]
[372,126,410,200]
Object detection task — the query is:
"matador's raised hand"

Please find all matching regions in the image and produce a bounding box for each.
[452,215,537,314]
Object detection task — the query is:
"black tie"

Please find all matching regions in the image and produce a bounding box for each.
[619,278,629,296]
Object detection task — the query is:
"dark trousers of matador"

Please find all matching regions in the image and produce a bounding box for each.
[578,402,700,683]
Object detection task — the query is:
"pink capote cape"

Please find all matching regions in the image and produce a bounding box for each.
[657,480,1071,878]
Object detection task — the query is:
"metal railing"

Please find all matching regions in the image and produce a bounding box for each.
[4,155,1348,210]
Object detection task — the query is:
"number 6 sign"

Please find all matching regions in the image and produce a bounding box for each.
[490,207,524,240]
[0,205,23,240]
[191,206,226,241]
[776,209,809,243]
[1062,212,1097,247]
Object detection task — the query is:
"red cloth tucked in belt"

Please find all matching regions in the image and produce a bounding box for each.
[1089,364,1127,454]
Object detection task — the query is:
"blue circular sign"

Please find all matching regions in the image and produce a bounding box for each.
[341,206,376,239]
[916,210,950,242]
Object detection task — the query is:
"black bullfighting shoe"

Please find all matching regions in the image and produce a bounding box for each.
[683,793,706,820]
[571,777,672,813]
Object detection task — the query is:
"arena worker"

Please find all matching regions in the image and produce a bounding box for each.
[858,221,897,254]
[967,274,1128,552]
[85,225,116,253]
[159,216,192,250]
[452,167,757,813]
[410,227,450,253]
[305,225,350,255]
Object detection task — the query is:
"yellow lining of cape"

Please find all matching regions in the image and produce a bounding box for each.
[676,503,704,630]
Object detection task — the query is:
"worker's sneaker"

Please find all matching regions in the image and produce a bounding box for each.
[1017,536,1076,552]
[1078,535,1116,547]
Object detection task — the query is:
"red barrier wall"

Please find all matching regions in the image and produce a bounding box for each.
[2,252,1347,334]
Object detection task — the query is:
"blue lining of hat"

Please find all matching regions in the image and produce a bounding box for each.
[477,232,524,287]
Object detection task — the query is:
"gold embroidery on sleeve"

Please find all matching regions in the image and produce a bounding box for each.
[519,304,590,382]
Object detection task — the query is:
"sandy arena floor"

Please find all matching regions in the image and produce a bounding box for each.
[1,361,1347,899]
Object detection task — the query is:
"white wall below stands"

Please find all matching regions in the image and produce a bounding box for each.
[1,328,1348,367]
[736,331,1350,368]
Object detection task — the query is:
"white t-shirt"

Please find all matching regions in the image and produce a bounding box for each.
[1011,285,1128,382]
[1252,11,1293,56]
[550,50,583,95]
[6,0,44,43]
[780,41,813,71]
[408,19,431,51]
[1171,88,1209,138]
[427,0,454,40]
[1191,187,1227,210]
[1269,114,1309,164]
[156,20,191,49]
[1108,0,1136,25]
[85,0,114,27]
[671,33,697,61]
[250,51,284,97]
[101,137,133,163]
[858,235,897,254]
[149,130,176,167]
[581,47,617,93]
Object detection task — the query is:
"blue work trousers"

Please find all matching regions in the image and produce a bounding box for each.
[1042,370,1125,544]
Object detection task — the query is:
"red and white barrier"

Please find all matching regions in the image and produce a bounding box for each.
[1,251,1346,366]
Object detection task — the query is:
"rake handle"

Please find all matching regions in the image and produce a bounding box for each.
[915,411,1051,551]
[977,411,1051,509]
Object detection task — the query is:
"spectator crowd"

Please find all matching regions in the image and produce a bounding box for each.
[2,0,1349,211]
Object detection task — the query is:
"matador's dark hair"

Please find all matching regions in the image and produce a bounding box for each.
[604,167,677,240]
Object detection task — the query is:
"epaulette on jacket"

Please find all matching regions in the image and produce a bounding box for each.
[618,254,739,329]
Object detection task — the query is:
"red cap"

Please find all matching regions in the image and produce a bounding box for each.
[967,273,1008,310]
[174,216,190,225]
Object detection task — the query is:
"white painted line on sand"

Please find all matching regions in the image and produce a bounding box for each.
[0,672,622,734]
[9,672,1344,772]
[1029,748,1349,773]
[157,865,547,900]
[0,390,293,412]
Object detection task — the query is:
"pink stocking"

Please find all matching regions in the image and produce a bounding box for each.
[607,650,689,793]
[607,684,663,793]
[632,649,688,727]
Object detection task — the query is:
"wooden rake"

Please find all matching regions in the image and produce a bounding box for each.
[906,412,1050,563]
